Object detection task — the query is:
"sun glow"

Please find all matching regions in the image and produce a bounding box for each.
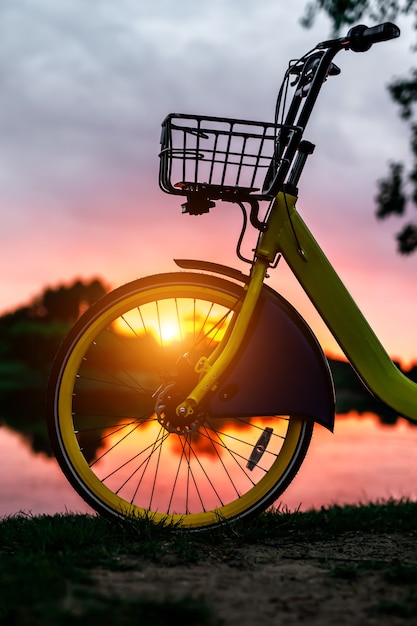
[159,320,181,343]
[111,297,232,346]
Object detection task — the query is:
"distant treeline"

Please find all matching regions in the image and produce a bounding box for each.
[0,278,109,454]
[0,278,415,456]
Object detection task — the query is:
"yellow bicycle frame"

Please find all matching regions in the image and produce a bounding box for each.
[176,257,270,417]
[178,190,417,424]
[265,191,417,423]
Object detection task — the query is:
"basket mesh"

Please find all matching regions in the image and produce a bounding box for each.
[159,114,299,198]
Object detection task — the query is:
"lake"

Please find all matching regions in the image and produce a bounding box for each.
[0,411,416,517]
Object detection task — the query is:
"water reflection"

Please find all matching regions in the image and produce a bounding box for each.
[281,413,417,511]
[0,412,416,518]
[0,427,91,516]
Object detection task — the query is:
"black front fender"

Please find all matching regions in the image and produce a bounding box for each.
[175,259,335,431]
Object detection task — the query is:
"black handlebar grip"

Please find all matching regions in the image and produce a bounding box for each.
[348,22,400,52]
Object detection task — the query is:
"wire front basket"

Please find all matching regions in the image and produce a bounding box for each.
[159,114,301,203]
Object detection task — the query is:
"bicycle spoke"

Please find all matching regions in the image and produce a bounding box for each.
[106,426,169,492]
[201,423,242,499]
[180,434,213,512]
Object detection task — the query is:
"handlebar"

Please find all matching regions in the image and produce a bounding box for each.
[347,23,400,52]
[319,22,400,52]
[263,22,401,196]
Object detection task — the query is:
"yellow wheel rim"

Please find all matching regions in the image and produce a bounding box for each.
[55,281,309,529]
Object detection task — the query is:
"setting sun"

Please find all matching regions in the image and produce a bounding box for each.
[159,320,181,343]
[110,297,232,350]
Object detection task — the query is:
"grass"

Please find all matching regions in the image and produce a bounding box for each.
[0,500,416,624]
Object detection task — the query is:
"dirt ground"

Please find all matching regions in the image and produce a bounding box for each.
[92,531,417,625]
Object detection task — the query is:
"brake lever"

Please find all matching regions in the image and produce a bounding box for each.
[289,53,341,90]
[328,62,341,76]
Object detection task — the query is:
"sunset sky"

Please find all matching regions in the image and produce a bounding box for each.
[1,0,416,366]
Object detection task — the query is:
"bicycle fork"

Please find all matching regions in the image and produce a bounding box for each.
[175,255,270,420]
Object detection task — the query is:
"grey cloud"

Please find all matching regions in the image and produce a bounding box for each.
[0,0,410,219]
[0,3,152,187]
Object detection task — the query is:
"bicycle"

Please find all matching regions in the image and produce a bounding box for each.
[47,22,414,531]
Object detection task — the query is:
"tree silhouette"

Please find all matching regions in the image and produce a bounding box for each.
[301,0,417,253]
[38,278,107,323]
[0,277,108,327]
[0,277,109,374]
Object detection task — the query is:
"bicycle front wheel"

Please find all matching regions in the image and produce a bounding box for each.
[47,272,313,530]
